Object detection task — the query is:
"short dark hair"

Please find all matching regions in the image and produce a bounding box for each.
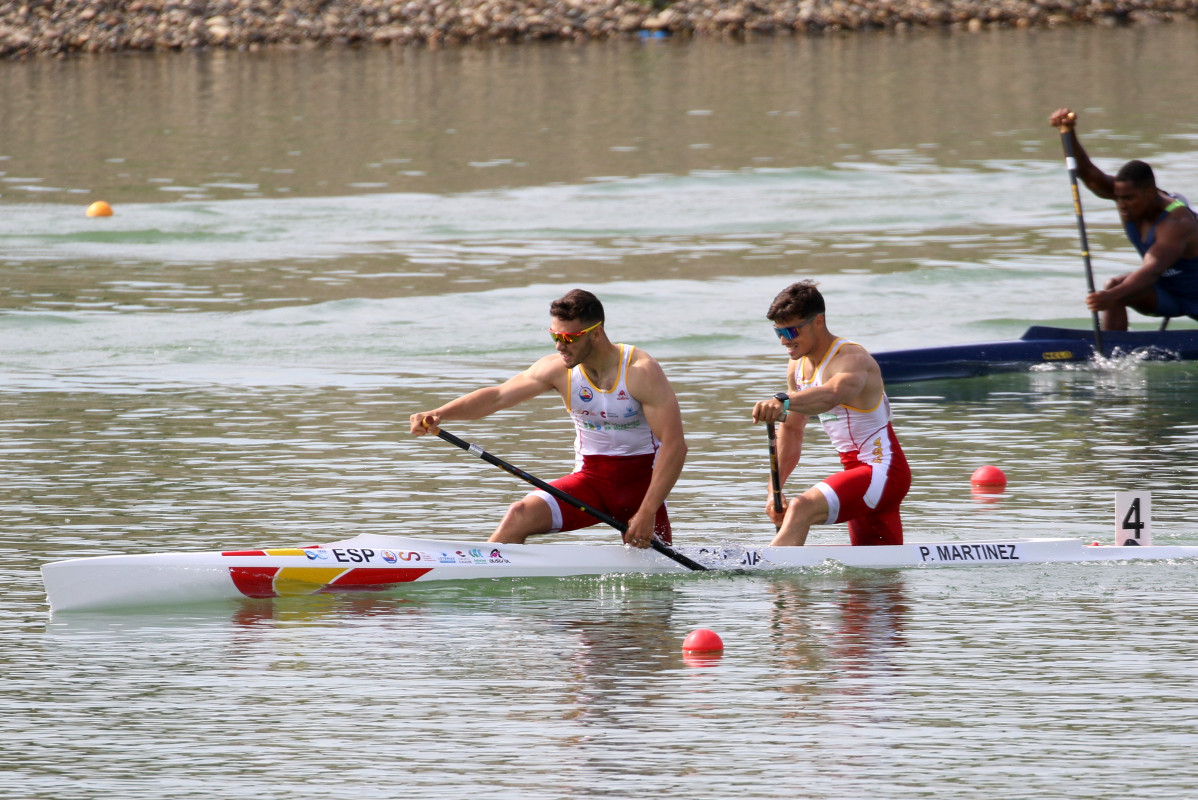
[550,289,605,325]
[767,280,825,323]
[1115,160,1156,190]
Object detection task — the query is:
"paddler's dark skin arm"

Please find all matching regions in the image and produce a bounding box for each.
[1087,226,1190,312]
[1050,108,1116,200]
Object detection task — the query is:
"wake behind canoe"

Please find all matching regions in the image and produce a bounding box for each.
[41,533,1198,613]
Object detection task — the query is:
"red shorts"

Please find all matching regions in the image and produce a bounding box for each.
[815,425,910,546]
[532,453,671,544]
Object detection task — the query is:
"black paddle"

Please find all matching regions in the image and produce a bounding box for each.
[766,421,783,531]
[434,428,707,572]
[1058,115,1106,358]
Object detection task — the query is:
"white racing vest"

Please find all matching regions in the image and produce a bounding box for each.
[798,337,892,454]
[565,344,659,464]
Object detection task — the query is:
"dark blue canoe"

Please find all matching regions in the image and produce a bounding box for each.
[876,325,1198,383]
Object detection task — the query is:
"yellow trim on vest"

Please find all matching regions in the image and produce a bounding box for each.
[578,344,631,394]
[801,338,883,413]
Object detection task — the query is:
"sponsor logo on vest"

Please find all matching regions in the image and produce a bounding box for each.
[579,386,594,402]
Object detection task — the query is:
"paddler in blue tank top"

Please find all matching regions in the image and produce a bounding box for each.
[1051,108,1198,331]
[409,289,687,550]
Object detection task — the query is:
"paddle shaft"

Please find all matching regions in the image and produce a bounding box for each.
[766,422,783,530]
[434,428,708,571]
[1058,123,1106,357]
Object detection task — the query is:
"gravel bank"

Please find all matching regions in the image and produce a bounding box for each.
[2,0,1196,58]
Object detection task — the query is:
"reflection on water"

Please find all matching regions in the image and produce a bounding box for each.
[767,572,908,695]
[4,27,1198,204]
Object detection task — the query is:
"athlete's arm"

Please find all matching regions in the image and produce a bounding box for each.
[1087,214,1194,311]
[783,347,879,417]
[768,359,807,528]
[410,354,564,435]
[1050,107,1115,200]
[623,350,687,547]
[775,358,806,486]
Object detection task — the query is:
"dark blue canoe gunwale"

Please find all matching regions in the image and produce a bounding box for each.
[875,325,1198,383]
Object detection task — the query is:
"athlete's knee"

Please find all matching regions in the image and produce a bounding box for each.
[786,492,828,526]
[491,497,552,542]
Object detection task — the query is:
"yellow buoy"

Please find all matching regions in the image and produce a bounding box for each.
[85,201,114,217]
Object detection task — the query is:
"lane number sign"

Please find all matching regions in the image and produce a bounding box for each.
[1115,491,1152,547]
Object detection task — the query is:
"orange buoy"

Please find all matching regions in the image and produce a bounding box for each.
[86,201,114,217]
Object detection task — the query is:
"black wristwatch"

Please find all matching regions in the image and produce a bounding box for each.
[774,391,790,412]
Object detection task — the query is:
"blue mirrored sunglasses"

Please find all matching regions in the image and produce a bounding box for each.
[773,315,820,341]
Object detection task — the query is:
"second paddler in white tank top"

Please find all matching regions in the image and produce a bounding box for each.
[798,337,894,454]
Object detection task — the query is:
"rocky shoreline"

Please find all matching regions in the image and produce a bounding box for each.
[2,0,1196,59]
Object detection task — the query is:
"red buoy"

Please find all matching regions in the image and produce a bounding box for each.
[682,628,724,652]
[970,465,1007,489]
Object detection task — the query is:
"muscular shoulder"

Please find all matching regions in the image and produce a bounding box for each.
[1170,202,1198,231]
[524,352,569,388]
[1158,205,1198,254]
[827,341,879,376]
[624,347,674,399]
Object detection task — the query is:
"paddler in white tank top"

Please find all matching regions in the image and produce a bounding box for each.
[409,288,687,549]
[752,280,911,547]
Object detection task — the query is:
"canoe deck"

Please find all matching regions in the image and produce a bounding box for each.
[40,533,1198,613]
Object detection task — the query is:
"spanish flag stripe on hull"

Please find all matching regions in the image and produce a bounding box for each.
[228,566,435,599]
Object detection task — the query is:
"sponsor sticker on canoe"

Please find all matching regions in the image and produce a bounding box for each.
[695,546,763,568]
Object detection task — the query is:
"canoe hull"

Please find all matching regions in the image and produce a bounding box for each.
[41,533,1198,613]
[876,325,1198,383]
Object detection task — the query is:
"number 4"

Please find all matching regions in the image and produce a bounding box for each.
[1115,492,1152,547]
[1121,498,1144,539]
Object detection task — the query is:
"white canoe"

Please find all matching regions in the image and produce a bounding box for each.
[40,533,1198,613]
